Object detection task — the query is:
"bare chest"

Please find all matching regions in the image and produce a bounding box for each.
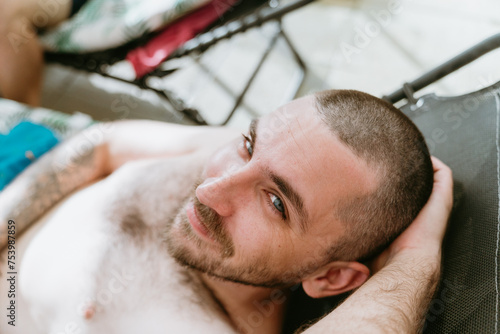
[17,157,235,333]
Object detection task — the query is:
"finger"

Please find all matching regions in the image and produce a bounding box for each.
[388,158,453,252]
[431,156,446,171]
[431,157,452,183]
[430,157,453,211]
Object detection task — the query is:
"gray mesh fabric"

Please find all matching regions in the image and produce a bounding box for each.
[401,81,500,333]
[282,83,500,333]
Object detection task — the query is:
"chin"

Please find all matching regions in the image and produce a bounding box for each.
[165,209,210,261]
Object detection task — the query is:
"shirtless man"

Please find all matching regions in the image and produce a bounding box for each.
[0,90,453,333]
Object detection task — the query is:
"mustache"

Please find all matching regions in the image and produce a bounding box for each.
[192,183,234,258]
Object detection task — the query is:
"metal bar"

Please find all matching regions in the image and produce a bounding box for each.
[94,70,208,124]
[278,25,306,100]
[279,27,306,71]
[219,24,281,126]
[384,33,500,104]
[170,0,315,59]
[190,55,262,118]
[148,87,208,125]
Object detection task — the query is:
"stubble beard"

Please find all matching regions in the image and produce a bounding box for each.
[163,181,237,278]
[163,183,314,288]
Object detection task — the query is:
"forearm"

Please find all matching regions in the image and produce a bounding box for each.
[301,252,441,334]
[0,124,108,249]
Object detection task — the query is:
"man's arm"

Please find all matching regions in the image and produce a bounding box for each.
[300,157,453,333]
[0,125,107,249]
[0,120,239,249]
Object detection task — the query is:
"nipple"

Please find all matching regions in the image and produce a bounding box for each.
[82,303,96,320]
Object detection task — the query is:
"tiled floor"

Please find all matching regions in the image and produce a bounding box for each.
[40,0,500,130]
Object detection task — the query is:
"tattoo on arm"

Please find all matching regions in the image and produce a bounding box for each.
[0,128,107,249]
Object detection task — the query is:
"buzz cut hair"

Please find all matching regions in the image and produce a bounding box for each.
[314,89,434,262]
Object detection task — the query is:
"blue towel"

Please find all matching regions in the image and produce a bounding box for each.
[0,121,59,190]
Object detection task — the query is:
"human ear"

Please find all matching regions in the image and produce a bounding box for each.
[301,261,370,298]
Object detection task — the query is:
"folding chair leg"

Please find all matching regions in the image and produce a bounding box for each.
[148,18,308,126]
[278,22,307,100]
[219,23,281,125]
[190,56,262,118]
[218,20,306,126]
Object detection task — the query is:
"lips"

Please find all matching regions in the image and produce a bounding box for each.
[186,201,213,241]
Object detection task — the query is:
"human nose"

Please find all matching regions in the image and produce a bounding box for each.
[196,169,253,217]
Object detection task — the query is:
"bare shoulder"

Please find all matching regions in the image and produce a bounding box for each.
[104,120,241,171]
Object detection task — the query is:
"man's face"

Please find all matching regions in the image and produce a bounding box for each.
[166,96,378,287]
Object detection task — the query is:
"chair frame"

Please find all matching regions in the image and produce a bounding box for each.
[383,33,500,333]
[383,33,500,105]
[45,0,315,125]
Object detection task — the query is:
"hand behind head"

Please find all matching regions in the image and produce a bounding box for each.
[369,156,454,274]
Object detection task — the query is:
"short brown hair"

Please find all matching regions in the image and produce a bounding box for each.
[315,89,433,262]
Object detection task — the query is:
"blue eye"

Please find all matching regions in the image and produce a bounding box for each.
[269,193,285,215]
[242,134,253,156]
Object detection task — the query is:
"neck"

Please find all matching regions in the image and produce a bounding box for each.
[199,272,290,334]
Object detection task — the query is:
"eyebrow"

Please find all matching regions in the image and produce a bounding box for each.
[249,118,258,144]
[250,118,309,233]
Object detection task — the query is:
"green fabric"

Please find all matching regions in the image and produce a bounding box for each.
[0,98,96,190]
[39,0,211,53]
[0,98,94,139]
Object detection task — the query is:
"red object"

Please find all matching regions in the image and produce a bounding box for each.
[126,0,238,78]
